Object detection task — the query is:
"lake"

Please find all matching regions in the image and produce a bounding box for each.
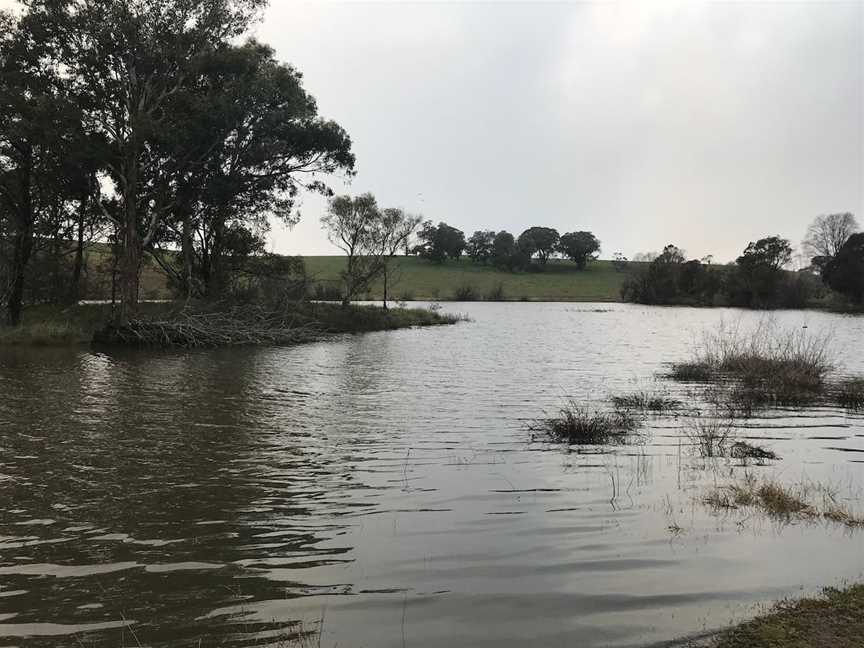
[1,303,862,647]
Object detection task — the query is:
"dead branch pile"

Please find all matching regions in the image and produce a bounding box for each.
[94,308,321,348]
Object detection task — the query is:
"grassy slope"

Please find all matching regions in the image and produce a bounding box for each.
[304,256,627,302]
[693,584,864,648]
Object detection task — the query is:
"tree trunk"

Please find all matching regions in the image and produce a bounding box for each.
[382,265,389,310]
[117,147,141,324]
[181,207,194,300]
[341,253,354,309]
[6,223,33,327]
[205,217,227,299]
[71,194,87,303]
[4,152,33,327]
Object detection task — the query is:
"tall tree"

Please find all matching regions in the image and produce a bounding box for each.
[22,0,268,322]
[822,233,864,304]
[379,208,421,309]
[466,230,495,264]
[803,213,859,262]
[736,236,792,305]
[149,41,354,298]
[0,9,96,324]
[558,231,601,270]
[518,227,559,264]
[322,194,417,308]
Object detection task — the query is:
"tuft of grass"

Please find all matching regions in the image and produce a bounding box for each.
[485,282,506,301]
[0,320,85,346]
[611,391,682,412]
[530,400,640,445]
[704,475,864,527]
[710,583,864,648]
[670,321,833,387]
[452,283,479,301]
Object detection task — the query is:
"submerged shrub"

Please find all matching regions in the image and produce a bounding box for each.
[611,391,681,412]
[531,401,639,445]
[684,417,734,457]
[668,362,715,382]
[835,378,864,410]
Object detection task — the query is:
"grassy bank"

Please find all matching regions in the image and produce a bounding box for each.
[684,584,864,648]
[305,256,627,302]
[66,246,628,302]
[0,301,461,347]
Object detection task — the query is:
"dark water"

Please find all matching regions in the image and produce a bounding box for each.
[1,303,863,647]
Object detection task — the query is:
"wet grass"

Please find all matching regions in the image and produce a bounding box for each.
[0,320,85,345]
[705,475,864,528]
[611,391,682,412]
[531,400,640,445]
[708,583,864,648]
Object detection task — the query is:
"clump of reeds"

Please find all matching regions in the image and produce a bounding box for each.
[611,391,682,412]
[683,417,735,457]
[705,475,864,527]
[670,320,834,387]
[530,400,639,445]
[834,377,864,410]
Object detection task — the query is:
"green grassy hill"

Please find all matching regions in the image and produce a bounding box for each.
[79,245,627,302]
[304,256,627,302]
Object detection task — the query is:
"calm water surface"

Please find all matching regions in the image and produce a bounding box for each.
[1,303,863,647]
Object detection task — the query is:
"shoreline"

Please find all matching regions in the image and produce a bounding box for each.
[665,583,864,648]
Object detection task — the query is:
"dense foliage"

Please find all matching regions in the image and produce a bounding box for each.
[0,0,354,326]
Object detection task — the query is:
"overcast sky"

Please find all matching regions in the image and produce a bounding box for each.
[252,0,863,262]
[3,0,862,261]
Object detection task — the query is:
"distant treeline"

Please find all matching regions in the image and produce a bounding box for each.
[410,222,602,271]
[621,216,863,309]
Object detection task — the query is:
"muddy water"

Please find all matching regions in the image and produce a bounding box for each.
[0,303,862,648]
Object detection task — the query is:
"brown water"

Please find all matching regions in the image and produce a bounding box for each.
[0,303,863,648]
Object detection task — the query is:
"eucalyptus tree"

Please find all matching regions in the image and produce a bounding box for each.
[0,9,100,324]
[379,208,421,309]
[322,194,419,307]
[149,41,355,298]
[558,231,601,270]
[803,212,859,271]
[518,227,560,264]
[19,0,268,321]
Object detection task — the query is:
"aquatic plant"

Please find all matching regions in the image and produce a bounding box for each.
[683,417,734,458]
[611,391,682,412]
[670,320,834,387]
[531,400,639,445]
[705,475,864,527]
